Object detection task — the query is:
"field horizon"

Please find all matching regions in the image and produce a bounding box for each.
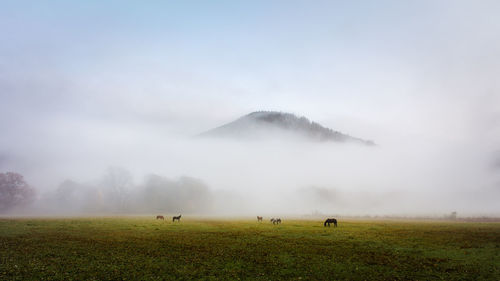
[2,213,500,222]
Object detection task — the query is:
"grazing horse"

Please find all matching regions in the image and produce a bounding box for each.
[271,218,281,225]
[257,216,263,222]
[156,215,164,220]
[324,218,337,227]
[172,215,181,222]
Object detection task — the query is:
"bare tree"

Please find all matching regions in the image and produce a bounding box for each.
[0,172,35,212]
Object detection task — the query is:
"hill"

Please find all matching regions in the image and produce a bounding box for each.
[200,111,375,145]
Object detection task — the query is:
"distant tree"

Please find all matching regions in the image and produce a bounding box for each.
[55,179,79,201]
[450,211,457,220]
[0,172,35,212]
[177,176,213,213]
[140,174,213,213]
[53,179,86,212]
[141,174,174,212]
[100,167,133,211]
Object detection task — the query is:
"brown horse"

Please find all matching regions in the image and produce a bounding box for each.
[156,215,164,220]
[257,216,263,222]
[172,215,181,222]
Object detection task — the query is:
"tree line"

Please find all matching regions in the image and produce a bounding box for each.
[0,168,214,214]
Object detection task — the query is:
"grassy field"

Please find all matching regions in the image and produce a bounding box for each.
[0,217,499,280]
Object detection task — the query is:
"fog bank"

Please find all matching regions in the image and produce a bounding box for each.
[2,132,499,217]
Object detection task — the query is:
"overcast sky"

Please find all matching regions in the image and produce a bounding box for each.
[2,0,499,139]
[1,1,499,215]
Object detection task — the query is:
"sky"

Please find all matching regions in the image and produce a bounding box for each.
[1,1,499,215]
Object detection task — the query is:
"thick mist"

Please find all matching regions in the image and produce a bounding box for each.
[1,125,499,217]
[1,1,499,217]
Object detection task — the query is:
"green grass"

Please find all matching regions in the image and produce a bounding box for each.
[0,217,499,280]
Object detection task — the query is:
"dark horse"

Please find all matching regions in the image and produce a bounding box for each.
[324,218,337,227]
[156,215,164,220]
[271,218,281,225]
[257,216,263,222]
[172,215,181,222]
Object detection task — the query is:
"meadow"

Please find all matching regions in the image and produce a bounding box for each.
[0,217,498,280]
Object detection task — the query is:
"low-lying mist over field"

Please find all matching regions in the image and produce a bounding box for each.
[1,1,499,217]
[1,111,499,217]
